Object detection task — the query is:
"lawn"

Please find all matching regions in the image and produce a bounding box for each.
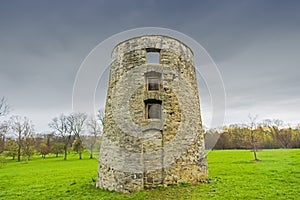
[0,149,299,199]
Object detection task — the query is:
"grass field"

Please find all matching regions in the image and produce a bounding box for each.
[0,149,299,200]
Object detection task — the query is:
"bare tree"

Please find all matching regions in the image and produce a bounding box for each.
[97,109,105,127]
[0,97,10,153]
[9,116,34,163]
[9,116,25,162]
[0,97,10,117]
[83,116,102,159]
[205,128,221,150]
[0,121,9,153]
[49,114,70,160]
[246,115,260,161]
[4,138,18,160]
[280,126,293,148]
[40,144,51,158]
[51,137,64,157]
[263,119,291,148]
[21,123,34,163]
[67,112,87,159]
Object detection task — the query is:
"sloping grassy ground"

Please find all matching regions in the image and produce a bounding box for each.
[0,149,299,199]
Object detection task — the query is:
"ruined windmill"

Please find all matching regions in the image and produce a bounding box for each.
[97,35,208,192]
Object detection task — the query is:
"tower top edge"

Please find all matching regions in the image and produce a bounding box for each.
[112,35,194,57]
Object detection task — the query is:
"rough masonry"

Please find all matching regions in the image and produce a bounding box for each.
[97,35,208,192]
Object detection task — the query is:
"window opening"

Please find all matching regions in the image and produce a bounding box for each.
[146,49,160,64]
[145,100,162,119]
[145,71,161,91]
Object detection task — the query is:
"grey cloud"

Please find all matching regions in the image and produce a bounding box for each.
[0,0,300,131]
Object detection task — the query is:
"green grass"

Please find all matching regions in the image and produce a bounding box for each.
[0,149,299,199]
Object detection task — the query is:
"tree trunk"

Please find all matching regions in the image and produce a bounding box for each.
[64,146,67,160]
[79,151,82,159]
[253,149,257,160]
[90,144,94,159]
[26,156,29,164]
[253,143,259,161]
[17,145,21,162]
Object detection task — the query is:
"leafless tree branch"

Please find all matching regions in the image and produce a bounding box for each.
[0,97,10,117]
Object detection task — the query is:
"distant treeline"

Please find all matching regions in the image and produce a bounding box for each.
[0,131,102,161]
[0,110,104,162]
[205,119,300,150]
[1,95,300,161]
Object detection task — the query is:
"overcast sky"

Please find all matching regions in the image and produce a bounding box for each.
[0,0,300,132]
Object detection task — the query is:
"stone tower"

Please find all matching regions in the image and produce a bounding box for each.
[97,35,208,193]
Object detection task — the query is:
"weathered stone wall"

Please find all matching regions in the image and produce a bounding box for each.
[97,35,208,193]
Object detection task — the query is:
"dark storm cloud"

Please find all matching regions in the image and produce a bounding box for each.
[0,0,300,130]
